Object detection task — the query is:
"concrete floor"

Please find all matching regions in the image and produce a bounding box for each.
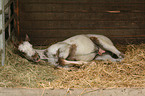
[0,88,145,96]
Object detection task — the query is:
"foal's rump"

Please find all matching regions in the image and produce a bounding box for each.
[86,34,124,59]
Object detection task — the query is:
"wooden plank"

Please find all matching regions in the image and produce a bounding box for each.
[4,0,13,11]
[0,88,145,96]
[18,0,145,45]
[5,14,14,28]
[27,37,145,45]
[20,29,145,38]
[19,3,145,13]
[20,13,145,21]
[20,0,145,3]
[20,29,145,45]
[19,21,145,29]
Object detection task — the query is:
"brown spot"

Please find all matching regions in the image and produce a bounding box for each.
[67,44,77,60]
[56,49,60,58]
[32,52,39,58]
[58,58,66,66]
[32,52,40,62]
[44,50,49,58]
[89,37,100,46]
[89,37,105,50]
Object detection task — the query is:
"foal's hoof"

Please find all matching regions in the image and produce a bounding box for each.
[119,53,125,59]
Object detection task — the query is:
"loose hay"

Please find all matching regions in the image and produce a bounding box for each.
[0,42,145,89]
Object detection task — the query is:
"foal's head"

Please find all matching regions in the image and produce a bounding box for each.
[17,35,40,62]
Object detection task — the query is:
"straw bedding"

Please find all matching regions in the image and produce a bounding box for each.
[0,42,144,89]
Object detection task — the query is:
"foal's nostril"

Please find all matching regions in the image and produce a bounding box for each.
[33,58,36,61]
[37,58,40,61]
[33,58,37,61]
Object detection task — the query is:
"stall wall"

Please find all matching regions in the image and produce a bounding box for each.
[18,0,145,45]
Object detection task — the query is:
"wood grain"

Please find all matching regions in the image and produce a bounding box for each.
[17,0,145,45]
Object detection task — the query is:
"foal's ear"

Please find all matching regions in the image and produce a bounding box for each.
[25,34,30,41]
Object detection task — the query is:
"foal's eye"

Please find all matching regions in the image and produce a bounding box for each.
[21,52,26,55]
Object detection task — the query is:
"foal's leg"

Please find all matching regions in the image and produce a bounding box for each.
[89,36,124,59]
[58,58,88,66]
[66,44,77,60]
[95,54,123,62]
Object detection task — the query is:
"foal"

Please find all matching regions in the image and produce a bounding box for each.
[17,34,124,67]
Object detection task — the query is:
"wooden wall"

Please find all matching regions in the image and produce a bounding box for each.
[17,0,145,45]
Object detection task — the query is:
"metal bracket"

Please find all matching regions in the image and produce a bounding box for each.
[0,0,5,66]
[0,49,2,54]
